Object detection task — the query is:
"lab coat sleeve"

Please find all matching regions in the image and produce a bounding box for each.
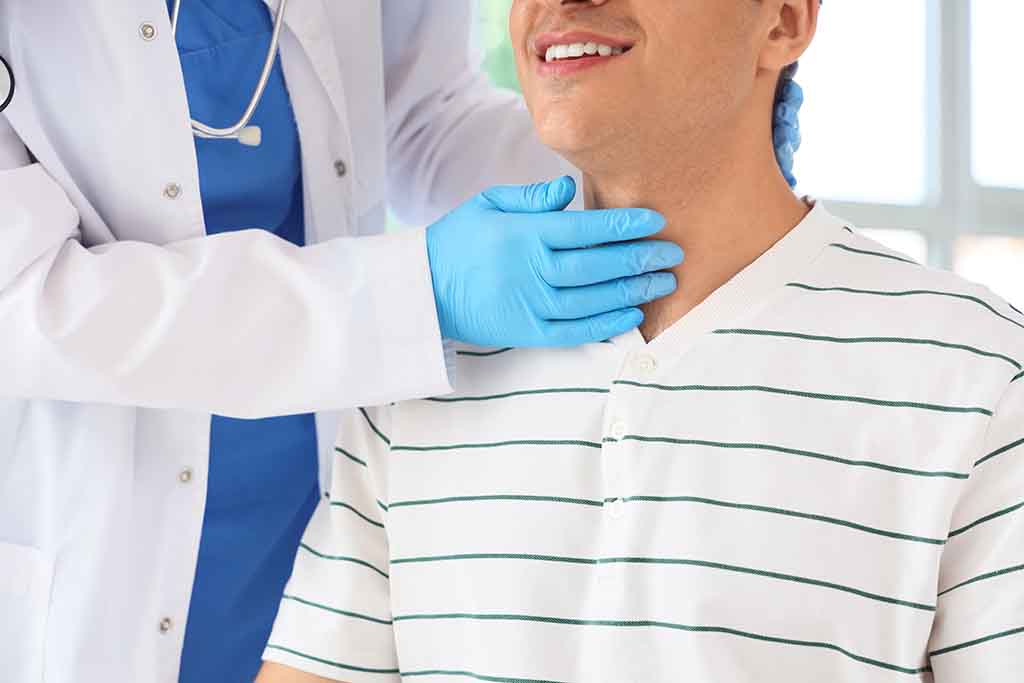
[927,375,1024,680]
[264,406,398,682]
[382,0,580,226]
[0,141,452,417]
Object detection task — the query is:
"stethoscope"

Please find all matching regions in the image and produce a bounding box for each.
[0,55,13,114]
[0,2,289,142]
[170,0,289,147]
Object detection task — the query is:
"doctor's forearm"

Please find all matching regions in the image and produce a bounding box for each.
[0,186,451,416]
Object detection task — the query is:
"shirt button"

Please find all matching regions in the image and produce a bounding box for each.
[607,497,625,519]
[610,420,627,440]
[178,468,192,484]
[158,617,172,633]
[139,23,157,41]
[635,354,657,374]
[334,160,347,178]
[163,182,182,200]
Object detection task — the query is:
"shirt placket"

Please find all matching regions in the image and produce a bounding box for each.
[593,345,662,682]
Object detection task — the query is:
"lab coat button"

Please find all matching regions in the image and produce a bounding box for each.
[610,420,627,440]
[178,468,192,484]
[334,160,347,178]
[158,617,172,633]
[607,497,625,519]
[163,183,182,200]
[139,23,157,41]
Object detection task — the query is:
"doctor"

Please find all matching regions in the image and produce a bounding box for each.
[0,1,686,683]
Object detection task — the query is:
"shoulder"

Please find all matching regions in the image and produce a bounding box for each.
[800,215,1024,378]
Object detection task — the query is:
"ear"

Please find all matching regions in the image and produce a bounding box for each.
[758,0,820,72]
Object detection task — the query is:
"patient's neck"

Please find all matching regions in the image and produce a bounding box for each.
[582,129,810,343]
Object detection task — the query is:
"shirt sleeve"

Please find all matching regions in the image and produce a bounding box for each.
[263,405,398,682]
[928,376,1024,680]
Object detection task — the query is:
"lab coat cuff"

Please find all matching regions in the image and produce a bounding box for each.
[372,226,455,399]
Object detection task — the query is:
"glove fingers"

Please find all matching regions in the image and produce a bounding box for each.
[541,308,645,347]
[541,273,677,320]
[538,208,666,249]
[477,176,577,213]
[542,240,683,287]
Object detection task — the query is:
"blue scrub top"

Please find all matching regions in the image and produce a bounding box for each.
[169,3,320,682]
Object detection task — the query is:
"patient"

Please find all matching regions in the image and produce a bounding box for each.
[258,1,1024,681]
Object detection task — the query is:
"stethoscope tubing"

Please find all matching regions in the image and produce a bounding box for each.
[0,55,14,113]
[170,0,289,141]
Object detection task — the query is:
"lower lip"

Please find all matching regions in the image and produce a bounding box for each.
[536,53,625,76]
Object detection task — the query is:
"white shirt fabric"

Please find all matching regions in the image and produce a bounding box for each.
[265,203,1024,683]
[0,2,573,682]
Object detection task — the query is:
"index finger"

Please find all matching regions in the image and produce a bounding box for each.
[537,208,666,249]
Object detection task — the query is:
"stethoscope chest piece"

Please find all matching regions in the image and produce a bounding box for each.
[0,56,13,113]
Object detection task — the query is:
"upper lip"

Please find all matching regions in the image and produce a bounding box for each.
[532,31,635,57]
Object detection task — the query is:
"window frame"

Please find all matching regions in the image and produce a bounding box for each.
[821,2,1024,270]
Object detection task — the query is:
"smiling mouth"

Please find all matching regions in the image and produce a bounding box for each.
[542,41,633,63]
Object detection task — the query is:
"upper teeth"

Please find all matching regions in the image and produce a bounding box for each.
[545,42,624,62]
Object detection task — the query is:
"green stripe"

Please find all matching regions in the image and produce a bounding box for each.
[613,380,992,416]
[842,226,854,233]
[948,500,1024,539]
[377,499,389,512]
[426,387,609,403]
[711,328,1021,371]
[390,553,933,611]
[456,347,514,357]
[1010,302,1024,317]
[299,543,389,578]
[389,494,604,509]
[265,644,398,674]
[621,495,945,545]
[829,242,920,265]
[392,613,930,676]
[335,446,368,467]
[403,670,567,683]
[611,434,968,479]
[282,594,393,625]
[392,439,603,453]
[937,563,1024,597]
[1013,370,1024,383]
[330,500,385,528]
[974,436,1024,468]
[929,625,1024,657]
[787,282,1024,333]
[359,407,391,445]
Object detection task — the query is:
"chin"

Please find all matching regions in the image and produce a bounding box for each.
[532,108,611,163]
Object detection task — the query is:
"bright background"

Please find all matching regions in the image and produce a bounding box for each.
[472,0,1024,306]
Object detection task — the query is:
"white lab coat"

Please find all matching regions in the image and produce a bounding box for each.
[0,1,572,681]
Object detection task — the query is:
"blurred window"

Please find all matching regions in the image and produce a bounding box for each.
[955,236,1024,309]
[795,1,930,204]
[971,1,1024,189]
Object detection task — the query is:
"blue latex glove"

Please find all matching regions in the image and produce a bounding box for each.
[773,66,805,188]
[426,176,683,348]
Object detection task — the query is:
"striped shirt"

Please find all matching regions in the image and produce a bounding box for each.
[264,203,1024,682]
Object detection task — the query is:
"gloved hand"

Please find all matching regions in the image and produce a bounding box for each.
[426,176,684,348]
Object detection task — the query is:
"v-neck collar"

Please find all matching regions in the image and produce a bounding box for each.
[610,200,843,357]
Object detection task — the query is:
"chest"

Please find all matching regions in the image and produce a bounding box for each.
[379,340,989,678]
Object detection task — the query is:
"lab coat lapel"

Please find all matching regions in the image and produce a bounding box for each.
[265,0,350,131]
[265,0,357,244]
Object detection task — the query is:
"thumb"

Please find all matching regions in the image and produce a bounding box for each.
[477,175,577,214]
